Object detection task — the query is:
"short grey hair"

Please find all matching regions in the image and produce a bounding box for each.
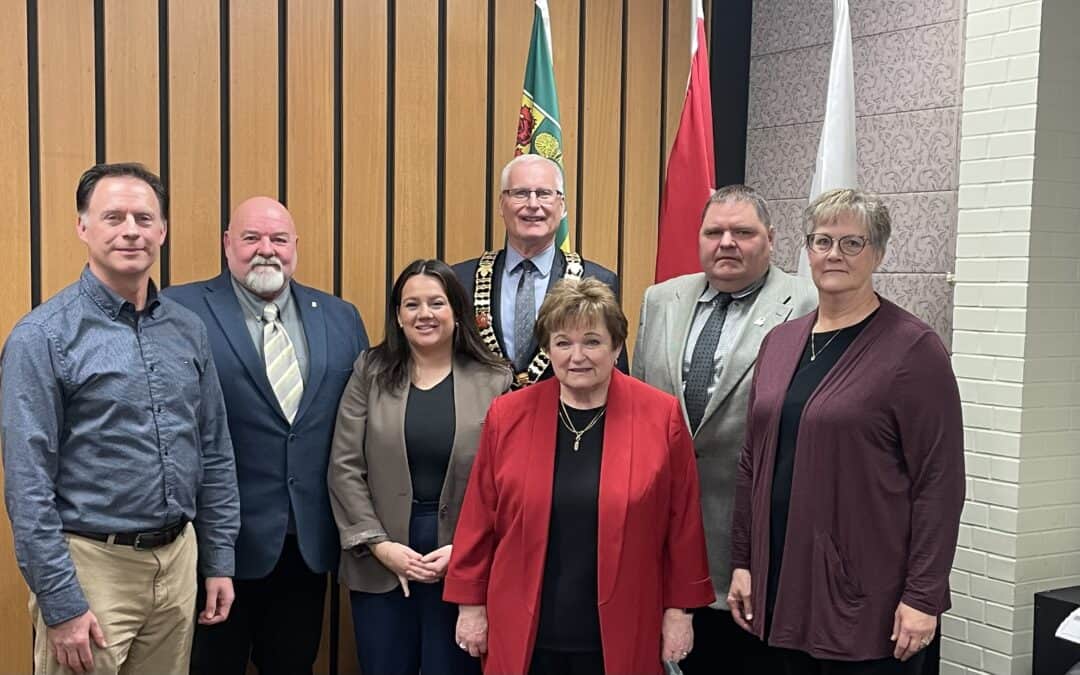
[499,154,564,192]
[701,184,772,229]
[804,188,891,253]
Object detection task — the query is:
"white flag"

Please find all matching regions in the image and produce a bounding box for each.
[798,0,858,277]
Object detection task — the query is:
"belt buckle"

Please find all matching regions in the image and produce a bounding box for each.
[132,532,155,551]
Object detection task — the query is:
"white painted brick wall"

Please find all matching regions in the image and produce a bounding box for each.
[949,0,1080,672]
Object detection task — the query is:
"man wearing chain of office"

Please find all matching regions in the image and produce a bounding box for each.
[453,154,627,388]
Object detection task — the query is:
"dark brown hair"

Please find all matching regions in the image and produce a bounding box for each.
[366,259,509,391]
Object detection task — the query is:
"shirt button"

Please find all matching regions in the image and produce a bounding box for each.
[156,405,163,413]
[149,364,156,372]
[288,476,296,485]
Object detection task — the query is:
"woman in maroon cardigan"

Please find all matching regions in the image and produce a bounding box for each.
[728,188,964,673]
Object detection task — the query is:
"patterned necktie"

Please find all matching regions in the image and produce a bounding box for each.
[263,303,304,423]
[512,259,538,372]
[684,293,734,432]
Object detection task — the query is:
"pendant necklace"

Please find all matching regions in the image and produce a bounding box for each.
[810,327,844,362]
[558,400,606,451]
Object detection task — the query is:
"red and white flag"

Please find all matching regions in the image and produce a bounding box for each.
[654,0,714,283]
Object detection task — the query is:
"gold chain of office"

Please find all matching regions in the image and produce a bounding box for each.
[473,250,584,389]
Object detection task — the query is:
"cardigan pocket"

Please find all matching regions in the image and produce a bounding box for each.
[811,532,865,649]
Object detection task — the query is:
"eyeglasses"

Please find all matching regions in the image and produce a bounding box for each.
[502,188,564,204]
[806,233,870,256]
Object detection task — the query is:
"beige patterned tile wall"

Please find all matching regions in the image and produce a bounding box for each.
[745,0,964,343]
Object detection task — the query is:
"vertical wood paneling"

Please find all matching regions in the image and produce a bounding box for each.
[38,1,96,299]
[664,0,692,164]
[489,2,531,245]
[549,0,580,249]
[230,0,278,206]
[392,0,438,270]
[443,0,488,264]
[0,2,33,670]
[341,1,388,343]
[167,0,222,285]
[286,0,334,293]
[104,0,161,284]
[622,1,663,355]
[578,0,622,271]
[104,0,159,167]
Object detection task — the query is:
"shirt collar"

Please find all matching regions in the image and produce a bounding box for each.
[698,268,770,304]
[505,242,556,279]
[80,265,161,320]
[230,274,293,321]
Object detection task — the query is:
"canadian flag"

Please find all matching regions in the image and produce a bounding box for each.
[654,0,714,283]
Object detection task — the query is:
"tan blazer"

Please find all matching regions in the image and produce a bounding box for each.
[632,265,817,602]
[328,352,512,593]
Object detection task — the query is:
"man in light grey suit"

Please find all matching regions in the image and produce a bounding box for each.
[632,184,816,672]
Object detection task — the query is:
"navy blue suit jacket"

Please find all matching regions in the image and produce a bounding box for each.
[164,272,369,579]
[452,249,629,379]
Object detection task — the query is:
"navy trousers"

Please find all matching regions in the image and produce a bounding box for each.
[350,502,480,675]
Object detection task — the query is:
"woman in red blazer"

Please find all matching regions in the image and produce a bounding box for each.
[444,278,715,675]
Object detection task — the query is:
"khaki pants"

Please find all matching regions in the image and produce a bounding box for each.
[30,523,198,675]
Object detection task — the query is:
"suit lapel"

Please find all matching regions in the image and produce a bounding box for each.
[597,371,632,605]
[292,283,327,423]
[522,379,558,615]
[699,270,796,427]
[491,251,507,354]
[204,273,285,419]
[667,275,703,418]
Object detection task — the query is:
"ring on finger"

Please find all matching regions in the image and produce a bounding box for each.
[458,641,467,650]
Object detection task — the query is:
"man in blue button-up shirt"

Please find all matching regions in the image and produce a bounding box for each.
[1,163,240,675]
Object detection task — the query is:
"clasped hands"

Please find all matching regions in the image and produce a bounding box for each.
[726,568,936,662]
[371,542,452,597]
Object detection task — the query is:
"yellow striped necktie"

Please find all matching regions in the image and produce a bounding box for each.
[262,303,303,423]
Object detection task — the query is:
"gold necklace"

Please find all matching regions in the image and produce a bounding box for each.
[810,328,844,361]
[558,400,607,451]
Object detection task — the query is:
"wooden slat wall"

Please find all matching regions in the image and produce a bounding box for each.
[0,1,707,671]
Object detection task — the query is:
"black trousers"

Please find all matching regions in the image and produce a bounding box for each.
[764,646,927,675]
[680,607,767,675]
[529,648,605,675]
[189,535,327,675]
[349,503,479,675]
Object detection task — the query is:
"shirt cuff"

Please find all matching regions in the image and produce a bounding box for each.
[36,582,90,627]
[198,546,236,579]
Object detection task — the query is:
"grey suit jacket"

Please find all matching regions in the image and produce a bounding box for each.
[328,352,513,593]
[631,265,817,604]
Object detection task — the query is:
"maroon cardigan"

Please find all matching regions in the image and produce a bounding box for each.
[730,298,964,660]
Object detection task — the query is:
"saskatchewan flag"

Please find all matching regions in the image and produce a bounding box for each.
[516,0,570,251]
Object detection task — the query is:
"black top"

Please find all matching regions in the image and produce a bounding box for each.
[403,373,456,503]
[535,403,606,652]
[766,310,877,627]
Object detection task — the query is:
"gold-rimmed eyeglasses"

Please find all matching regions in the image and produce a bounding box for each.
[806,233,870,256]
[502,188,564,204]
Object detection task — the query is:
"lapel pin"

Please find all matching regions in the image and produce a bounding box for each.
[754,317,765,326]
[312,301,318,308]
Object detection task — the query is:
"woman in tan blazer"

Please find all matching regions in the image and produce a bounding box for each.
[329,259,512,675]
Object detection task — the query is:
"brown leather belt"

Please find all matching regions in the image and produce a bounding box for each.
[65,520,188,550]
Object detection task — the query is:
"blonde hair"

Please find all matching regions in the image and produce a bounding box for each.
[535,277,627,349]
[804,188,892,253]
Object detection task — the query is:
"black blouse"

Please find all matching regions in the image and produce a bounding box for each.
[403,373,456,503]
[535,403,606,652]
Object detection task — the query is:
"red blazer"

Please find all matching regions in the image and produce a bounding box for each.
[444,371,715,675]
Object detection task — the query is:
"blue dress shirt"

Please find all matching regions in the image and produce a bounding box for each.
[500,244,555,364]
[0,267,240,626]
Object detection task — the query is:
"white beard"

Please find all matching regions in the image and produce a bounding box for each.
[243,261,286,296]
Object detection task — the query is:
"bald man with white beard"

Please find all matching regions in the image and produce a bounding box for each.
[164,197,370,674]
